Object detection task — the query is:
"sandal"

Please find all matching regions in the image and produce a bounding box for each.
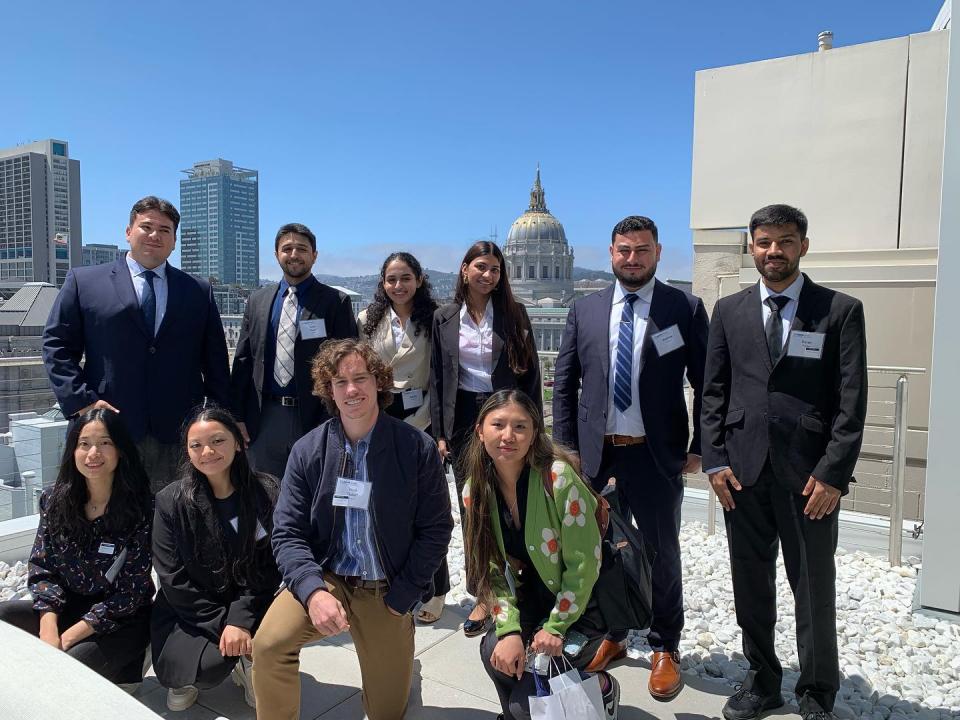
[416,595,445,624]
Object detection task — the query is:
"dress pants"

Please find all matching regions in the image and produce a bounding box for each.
[724,462,840,714]
[153,621,241,689]
[249,400,303,481]
[137,434,181,494]
[252,576,415,720]
[0,596,150,684]
[592,442,684,652]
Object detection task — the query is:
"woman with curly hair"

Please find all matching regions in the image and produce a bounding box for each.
[430,240,541,636]
[464,390,619,720]
[0,408,153,687]
[150,405,281,712]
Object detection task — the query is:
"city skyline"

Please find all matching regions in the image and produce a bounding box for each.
[1,1,942,282]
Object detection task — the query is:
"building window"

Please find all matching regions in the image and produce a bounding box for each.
[529,265,535,279]
[554,266,560,279]
[542,265,549,279]
[515,265,522,279]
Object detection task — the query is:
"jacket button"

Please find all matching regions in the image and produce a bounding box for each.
[149,347,156,354]
[529,545,535,552]
[547,580,554,585]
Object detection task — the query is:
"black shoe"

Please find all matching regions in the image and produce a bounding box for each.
[462,616,491,637]
[802,712,835,720]
[722,686,784,720]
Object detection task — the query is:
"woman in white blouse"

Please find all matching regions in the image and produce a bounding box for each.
[359,251,444,622]
[429,240,541,636]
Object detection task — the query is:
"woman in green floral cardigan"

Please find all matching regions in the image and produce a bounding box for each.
[463,389,620,720]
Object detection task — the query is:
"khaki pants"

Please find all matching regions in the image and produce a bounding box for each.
[253,576,415,720]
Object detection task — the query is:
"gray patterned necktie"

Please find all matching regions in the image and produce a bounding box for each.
[274,286,298,387]
[765,295,790,365]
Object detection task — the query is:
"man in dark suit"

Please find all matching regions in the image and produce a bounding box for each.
[553,215,708,700]
[229,223,358,479]
[701,204,867,720]
[43,196,230,492]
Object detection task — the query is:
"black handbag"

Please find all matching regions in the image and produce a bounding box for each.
[591,483,656,634]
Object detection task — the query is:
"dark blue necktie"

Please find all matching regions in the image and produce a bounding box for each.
[613,293,638,412]
[141,270,157,337]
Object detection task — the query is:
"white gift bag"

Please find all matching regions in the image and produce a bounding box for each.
[530,657,604,720]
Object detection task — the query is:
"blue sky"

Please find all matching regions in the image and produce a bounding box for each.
[2,1,944,281]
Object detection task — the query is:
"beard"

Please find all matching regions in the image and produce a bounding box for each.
[755,255,799,283]
[612,262,657,289]
[281,260,311,279]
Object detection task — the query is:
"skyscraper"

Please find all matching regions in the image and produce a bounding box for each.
[0,139,82,287]
[179,158,259,288]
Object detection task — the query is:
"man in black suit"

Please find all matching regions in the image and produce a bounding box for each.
[229,223,358,479]
[43,196,230,491]
[701,204,867,720]
[553,215,708,700]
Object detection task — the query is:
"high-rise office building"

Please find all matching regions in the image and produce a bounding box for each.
[0,139,82,287]
[81,243,121,266]
[179,158,259,288]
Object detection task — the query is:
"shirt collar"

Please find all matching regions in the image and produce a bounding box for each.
[389,306,402,327]
[613,277,655,306]
[280,274,316,297]
[459,300,493,326]
[336,419,375,454]
[759,273,804,303]
[125,252,167,280]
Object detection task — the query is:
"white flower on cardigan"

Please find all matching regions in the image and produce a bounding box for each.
[594,543,602,562]
[541,528,560,564]
[491,599,512,623]
[553,591,579,620]
[562,486,587,527]
[550,461,569,491]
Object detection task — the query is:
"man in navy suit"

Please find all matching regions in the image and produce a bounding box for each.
[553,215,708,700]
[43,196,230,492]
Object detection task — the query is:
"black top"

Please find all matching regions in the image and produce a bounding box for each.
[494,467,554,627]
[211,492,241,556]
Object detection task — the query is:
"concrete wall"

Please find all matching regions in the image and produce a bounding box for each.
[689,30,949,520]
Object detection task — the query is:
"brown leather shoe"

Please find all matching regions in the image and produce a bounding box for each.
[648,651,683,701]
[584,638,627,673]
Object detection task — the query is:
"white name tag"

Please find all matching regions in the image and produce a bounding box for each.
[787,331,825,359]
[332,476,372,509]
[98,542,115,555]
[229,517,269,540]
[300,318,327,340]
[651,325,685,356]
[401,388,424,410]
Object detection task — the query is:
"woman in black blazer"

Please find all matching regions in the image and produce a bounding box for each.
[429,239,541,636]
[151,406,281,713]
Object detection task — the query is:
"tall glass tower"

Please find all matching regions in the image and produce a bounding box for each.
[179,159,259,287]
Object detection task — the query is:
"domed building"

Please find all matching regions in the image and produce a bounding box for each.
[503,168,574,305]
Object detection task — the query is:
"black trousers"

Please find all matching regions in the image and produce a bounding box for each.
[724,462,839,714]
[0,597,150,684]
[593,442,684,652]
[249,400,304,481]
[154,622,241,690]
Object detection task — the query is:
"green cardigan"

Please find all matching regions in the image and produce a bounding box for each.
[464,460,602,638]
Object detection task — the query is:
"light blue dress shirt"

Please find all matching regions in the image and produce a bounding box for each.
[125,252,168,336]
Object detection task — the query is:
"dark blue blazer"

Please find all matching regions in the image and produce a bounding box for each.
[42,257,230,443]
[552,279,709,482]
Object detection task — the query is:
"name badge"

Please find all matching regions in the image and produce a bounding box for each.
[401,388,424,410]
[651,325,685,356]
[300,318,327,340]
[787,331,825,359]
[98,542,115,555]
[332,476,372,509]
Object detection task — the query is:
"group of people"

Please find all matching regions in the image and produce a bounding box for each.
[0,195,865,720]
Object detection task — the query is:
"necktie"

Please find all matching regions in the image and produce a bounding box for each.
[140,270,157,337]
[613,293,638,412]
[274,286,298,387]
[765,295,790,365]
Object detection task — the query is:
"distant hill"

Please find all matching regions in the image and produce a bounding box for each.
[572,267,614,281]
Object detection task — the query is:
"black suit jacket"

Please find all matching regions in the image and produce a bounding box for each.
[229,278,358,442]
[42,257,230,443]
[552,279,709,481]
[429,301,542,441]
[700,274,868,493]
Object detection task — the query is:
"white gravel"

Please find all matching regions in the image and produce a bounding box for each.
[3,481,957,718]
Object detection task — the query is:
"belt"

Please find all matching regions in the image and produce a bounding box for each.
[604,434,646,447]
[337,575,389,591]
[267,395,298,407]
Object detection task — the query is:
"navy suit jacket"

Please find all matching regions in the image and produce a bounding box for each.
[552,279,709,482]
[42,257,230,443]
[229,279,358,442]
[700,275,867,493]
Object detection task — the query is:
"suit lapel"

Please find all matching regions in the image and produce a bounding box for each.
[110,258,152,339]
[154,266,181,341]
[379,313,400,363]
[772,274,815,370]
[594,285,615,386]
[640,280,671,369]
[746,282,774,372]
[491,307,505,373]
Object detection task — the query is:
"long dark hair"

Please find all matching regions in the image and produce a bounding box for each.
[46,409,151,544]
[362,251,437,338]
[454,241,533,374]
[175,405,276,592]
[463,389,580,603]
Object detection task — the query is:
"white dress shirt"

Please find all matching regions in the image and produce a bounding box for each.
[758,273,804,349]
[125,253,168,335]
[389,307,406,351]
[457,301,494,393]
[605,278,655,436]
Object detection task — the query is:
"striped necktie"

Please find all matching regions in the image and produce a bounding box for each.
[613,293,638,412]
[273,286,298,387]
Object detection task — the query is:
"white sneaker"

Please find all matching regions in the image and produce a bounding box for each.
[603,674,620,719]
[232,656,256,708]
[166,686,199,712]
